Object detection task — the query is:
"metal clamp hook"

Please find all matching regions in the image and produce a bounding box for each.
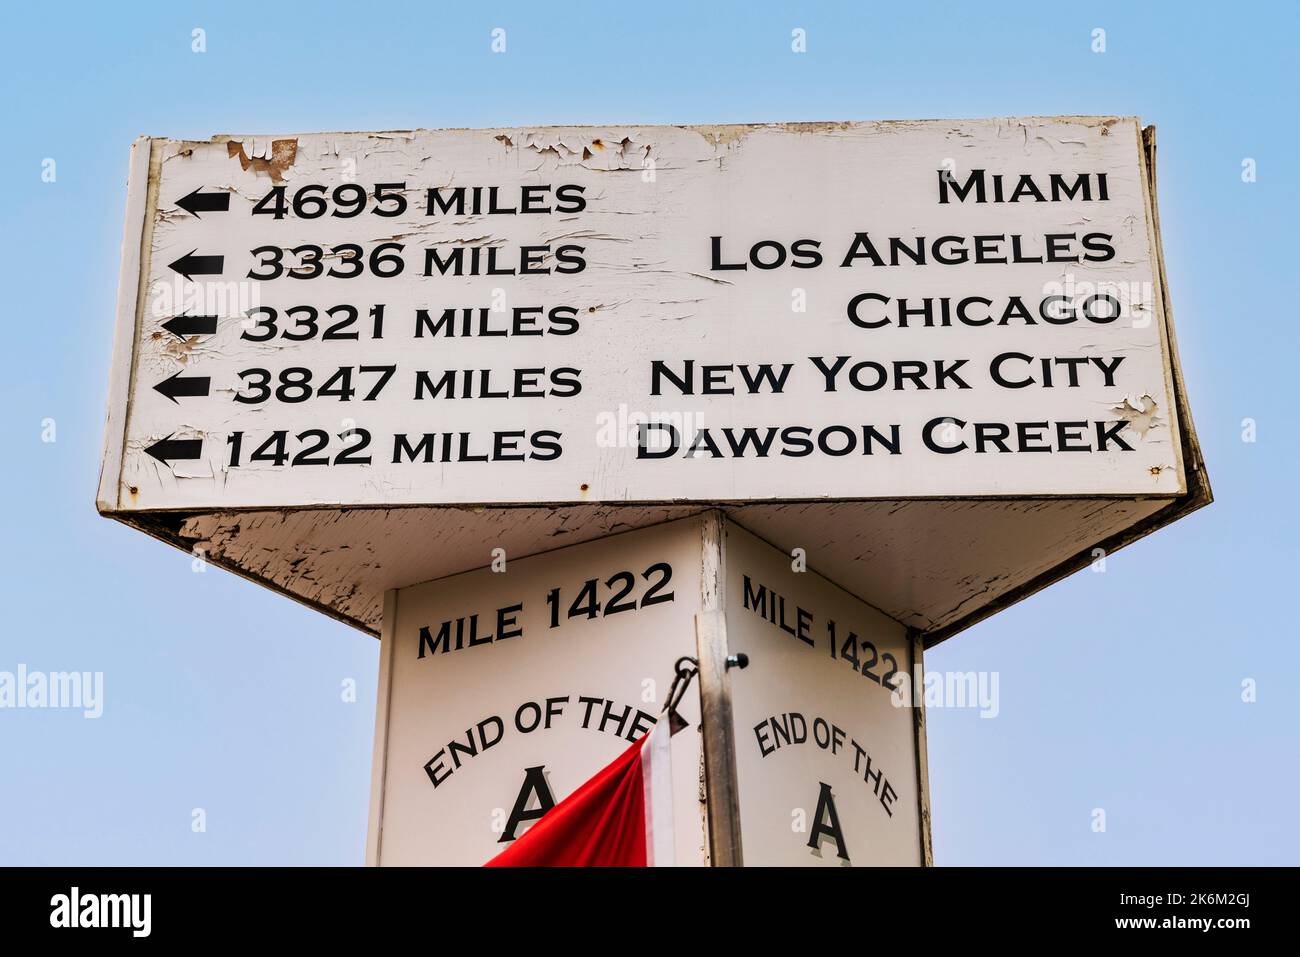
[663,655,699,722]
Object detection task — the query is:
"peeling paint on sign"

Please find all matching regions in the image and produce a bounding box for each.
[97,117,1210,644]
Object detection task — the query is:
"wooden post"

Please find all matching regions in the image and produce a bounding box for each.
[696,608,743,866]
[908,628,934,866]
[364,589,399,867]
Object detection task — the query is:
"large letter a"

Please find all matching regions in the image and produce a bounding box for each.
[500,766,556,843]
[807,782,850,862]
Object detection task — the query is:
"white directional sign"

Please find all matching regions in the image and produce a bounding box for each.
[98,118,1209,647]
[102,118,1186,512]
[92,118,1213,868]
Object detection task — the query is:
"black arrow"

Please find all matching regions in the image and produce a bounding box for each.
[144,436,203,464]
[168,250,224,280]
[175,188,230,218]
[153,372,211,404]
[161,314,218,339]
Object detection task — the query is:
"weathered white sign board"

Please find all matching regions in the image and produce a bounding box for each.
[103,117,1182,509]
[368,517,707,866]
[98,118,1209,646]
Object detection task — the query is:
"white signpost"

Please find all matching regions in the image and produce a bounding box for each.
[98,117,1210,865]
[368,513,929,866]
[368,518,707,866]
[723,523,925,866]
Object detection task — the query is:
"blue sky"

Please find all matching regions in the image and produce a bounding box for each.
[0,0,1295,865]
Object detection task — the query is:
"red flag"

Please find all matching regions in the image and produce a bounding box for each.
[486,720,675,867]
